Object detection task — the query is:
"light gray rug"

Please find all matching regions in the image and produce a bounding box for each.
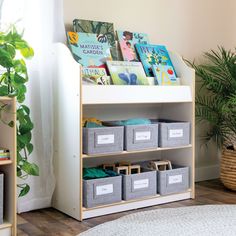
[79,205,236,236]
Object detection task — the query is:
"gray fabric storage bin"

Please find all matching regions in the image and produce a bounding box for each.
[83,175,122,208]
[103,121,158,151]
[122,169,156,201]
[0,173,3,224]
[124,124,158,151]
[157,165,189,195]
[158,120,190,147]
[83,126,124,155]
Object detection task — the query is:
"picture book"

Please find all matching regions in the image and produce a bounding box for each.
[152,65,178,85]
[82,67,106,79]
[73,19,118,60]
[117,30,149,62]
[82,67,107,84]
[67,32,112,68]
[135,44,176,77]
[106,61,149,85]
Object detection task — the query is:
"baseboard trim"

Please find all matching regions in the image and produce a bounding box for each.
[195,164,220,182]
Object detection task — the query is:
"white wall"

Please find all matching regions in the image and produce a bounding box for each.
[63,0,236,180]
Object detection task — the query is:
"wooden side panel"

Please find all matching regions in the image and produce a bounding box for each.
[0,98,16,235]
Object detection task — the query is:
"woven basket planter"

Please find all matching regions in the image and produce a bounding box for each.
[220,148,236,191]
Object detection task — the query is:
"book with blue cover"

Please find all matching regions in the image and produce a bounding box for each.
[106,61,149,85]
[67,31,112,68]
[135,44,176,77]
[117,30,149,62]
[152,65,178,85]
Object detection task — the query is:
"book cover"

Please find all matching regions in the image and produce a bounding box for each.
[117,30,149,62]
[152,65,178,85]
[73,19,118,60]
[135,44,176,77]
[106,61,149,85]
[67,32,112,68]
[82,67,106,79]
[82,67,110,85]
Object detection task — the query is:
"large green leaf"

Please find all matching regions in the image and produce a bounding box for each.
[20,47,34,58]
[14,73,26,84]
[22,161,39,176]
[26,143,33,155]
[0,47,14,68]
[0,86,9,96]
[19,184,30,197]
[2,43,16,58]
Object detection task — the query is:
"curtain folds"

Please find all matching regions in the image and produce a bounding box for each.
[1,0,65,212]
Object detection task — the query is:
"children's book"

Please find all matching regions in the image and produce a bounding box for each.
[82,67,108,84]
[152,65,178,85]
[73,19,118,60]
[135,44,176,77]
[67,32,112,68]
[106,61,149,85]
[82,67,106,79]
[117,31,149,62]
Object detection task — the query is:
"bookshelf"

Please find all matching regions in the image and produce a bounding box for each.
[0,97,16,236]
[52,43,195,221]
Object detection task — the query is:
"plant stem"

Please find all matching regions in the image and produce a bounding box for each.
[7,68,11,94]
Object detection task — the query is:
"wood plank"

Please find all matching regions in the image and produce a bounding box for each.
[0,160,13,165]
[18,180,235,236]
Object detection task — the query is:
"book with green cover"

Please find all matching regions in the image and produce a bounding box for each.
[73,19,118,60]
[106,61,149,85]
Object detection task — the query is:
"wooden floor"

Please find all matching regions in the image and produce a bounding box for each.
[17,179,236,236]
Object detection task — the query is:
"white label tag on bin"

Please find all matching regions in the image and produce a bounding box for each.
[169,129,183,138]
[96,184,113,195]
[97,134,115,145]
[133,179,149,189]
[169,175,183,184]
[135,131,151,141]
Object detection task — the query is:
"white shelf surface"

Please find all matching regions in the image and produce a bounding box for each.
[0,222,12,229]
[83,190,191,219]
[82,85,192,105]
[82,144,192,158]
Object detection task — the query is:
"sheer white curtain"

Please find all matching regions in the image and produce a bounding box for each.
[1,0,65,212]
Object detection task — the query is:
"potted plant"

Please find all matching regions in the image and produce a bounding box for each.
[187,46,236,190]
[0,26,39,196]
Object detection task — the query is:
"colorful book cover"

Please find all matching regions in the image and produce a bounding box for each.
[82,67,106,79]
[117,30,149,62]
[67,32,112,68]
[135,44,176,77]
[106,61,149,85]
[152,65,177,85]
[73,19,118,60]
[82,67,109,85]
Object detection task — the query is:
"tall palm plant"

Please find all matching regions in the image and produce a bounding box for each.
[188,46,236,149]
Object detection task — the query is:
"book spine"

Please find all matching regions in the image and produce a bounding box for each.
[0,158,10,161]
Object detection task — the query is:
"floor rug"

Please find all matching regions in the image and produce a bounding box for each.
[79,205,236,236]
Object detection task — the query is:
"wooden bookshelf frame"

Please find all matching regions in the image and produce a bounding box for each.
[0,97,16,236]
